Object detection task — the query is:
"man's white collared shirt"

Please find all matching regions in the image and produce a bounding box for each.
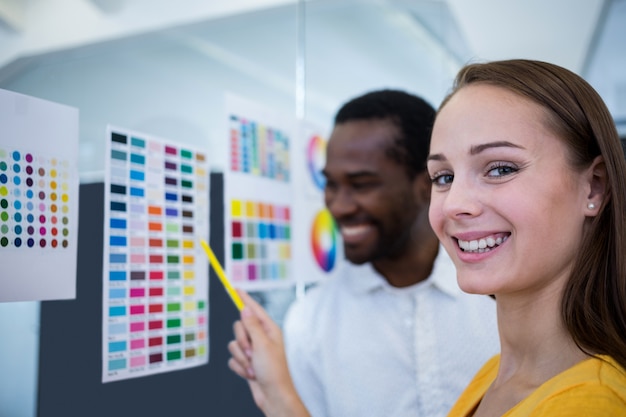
[284,248,499,417]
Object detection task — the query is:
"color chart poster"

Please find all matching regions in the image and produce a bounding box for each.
[224,93,295,291]
[0,88,79,302]
[102,126,209,383]
[292,122,342,284]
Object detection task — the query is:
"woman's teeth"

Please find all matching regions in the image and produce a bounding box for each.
[458,235,508,253]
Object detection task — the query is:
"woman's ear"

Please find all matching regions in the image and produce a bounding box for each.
[585,155,608,215]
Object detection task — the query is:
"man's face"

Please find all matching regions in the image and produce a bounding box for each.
[323,119,423,264]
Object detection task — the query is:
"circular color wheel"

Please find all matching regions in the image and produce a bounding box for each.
[306,135,327,190]
[310,208,338,272]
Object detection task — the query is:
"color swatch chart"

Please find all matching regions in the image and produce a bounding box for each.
[102,126,209,383]
[228,199,291,285]
[229,114,290,182]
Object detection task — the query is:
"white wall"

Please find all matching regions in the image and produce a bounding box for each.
[0,302,39,417]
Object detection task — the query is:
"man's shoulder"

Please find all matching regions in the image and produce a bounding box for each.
[282,275,348,351]
[286,275,348,320]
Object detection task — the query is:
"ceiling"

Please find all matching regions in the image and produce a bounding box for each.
[0,0,607,72]
[0,0,624,127]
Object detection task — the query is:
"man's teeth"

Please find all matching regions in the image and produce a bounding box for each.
[458,235,508,253]
[341,225,370,237]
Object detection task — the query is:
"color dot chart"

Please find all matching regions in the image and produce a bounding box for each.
[0,88,79,302]
[102,126,209,383]
[0,150,72,250]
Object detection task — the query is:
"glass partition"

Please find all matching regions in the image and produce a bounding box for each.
[0,1,467,415]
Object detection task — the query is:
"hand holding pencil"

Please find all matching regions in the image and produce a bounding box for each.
[228,291,311,417]
[200,237,310,416]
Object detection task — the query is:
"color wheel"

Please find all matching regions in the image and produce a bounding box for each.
[306,135,326,190]
[310,208,338,272]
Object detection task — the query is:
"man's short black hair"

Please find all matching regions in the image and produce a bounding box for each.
[334,89,436,178]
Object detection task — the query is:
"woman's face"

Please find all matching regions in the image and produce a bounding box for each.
[427,84,593,298]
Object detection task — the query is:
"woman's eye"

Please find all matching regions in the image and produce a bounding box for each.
[431,173,453,186]
[486,164,517,177]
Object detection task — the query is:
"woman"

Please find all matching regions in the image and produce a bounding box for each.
[228,59,626,416]
[427,59,626,416]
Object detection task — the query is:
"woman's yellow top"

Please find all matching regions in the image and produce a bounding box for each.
[447,354,626,416]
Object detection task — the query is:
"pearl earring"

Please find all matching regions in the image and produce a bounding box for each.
[588,203,596,210]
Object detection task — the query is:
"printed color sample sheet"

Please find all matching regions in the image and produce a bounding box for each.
[225,94,294,290]
[292,123,341,284]
[102,126,209,383]
[0,88,79,302]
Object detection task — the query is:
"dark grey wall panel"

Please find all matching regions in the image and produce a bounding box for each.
[37,175,261,417]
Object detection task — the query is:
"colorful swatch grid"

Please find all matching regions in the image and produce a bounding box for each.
[102,127,209,383]
[228,199,291,284]
[0,149,72,250]
[225,95,295,290]
[229,114,290,182]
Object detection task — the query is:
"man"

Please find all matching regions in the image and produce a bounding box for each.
[282,89,499,417]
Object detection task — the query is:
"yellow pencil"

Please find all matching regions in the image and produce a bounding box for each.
[199,238,245,311]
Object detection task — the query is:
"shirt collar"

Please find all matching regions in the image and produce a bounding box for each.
[344,246,461,298]
[429,246,461,297]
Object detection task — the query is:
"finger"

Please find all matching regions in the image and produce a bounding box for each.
[240,307,269,345]
[233,320,252,357]
[228,356,255,380]
[238,291,280,337]
[238,290,273,323]
[227,339,251,370]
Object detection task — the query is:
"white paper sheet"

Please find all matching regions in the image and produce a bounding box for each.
[0,88,79,302]
[292,121,343,284]
[223,93,296,291]
[102,125,209,382]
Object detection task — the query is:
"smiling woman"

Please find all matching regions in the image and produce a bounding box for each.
[429,83,588,297]
[428,59,626,417]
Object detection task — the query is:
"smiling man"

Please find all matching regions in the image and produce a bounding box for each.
[282,89,500,417]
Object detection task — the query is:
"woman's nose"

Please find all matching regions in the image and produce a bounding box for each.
[441,178,482,219]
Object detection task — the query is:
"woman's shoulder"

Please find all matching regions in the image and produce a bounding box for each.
[585,355,626,402]
[564,355,626,392]
[520,355,626,416]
